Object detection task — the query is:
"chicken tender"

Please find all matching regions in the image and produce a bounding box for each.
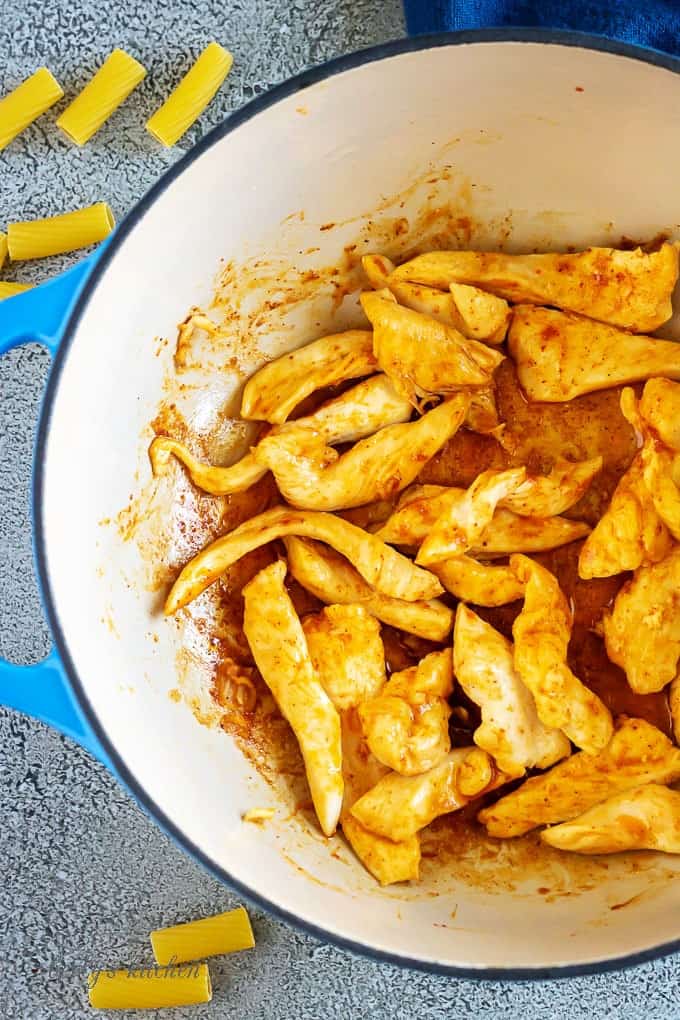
[639,377,680,450]
[303,604,386,711]
[603,545,680,694]
[362,254,509,342]
[351,747,505,842]
[165,506,443,613]
[509,305,680,402]
[284,537,453,641]
[417,468,527,565]
[254,394,469,511]
[360,290,504,404]
[454,605,570,777]
[478,717,680,837]
[242,560,342,836]
[358,650,453,775]
[391,244,678,332]
[541,784,680,855]
[432,555,525,606]
[510,554,613,754]
[241,329,376,423]
[150,374,412,496]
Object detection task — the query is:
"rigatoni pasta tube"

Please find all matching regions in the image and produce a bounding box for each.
[87,963,211,1010]
[57,49,146,145]
[151,905,255,964]
[8,202,114,260]
[0,281,34,300]
[0,67,64,151]
[146,42,233,146]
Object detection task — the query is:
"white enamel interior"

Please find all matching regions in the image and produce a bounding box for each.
[41,40,680,971]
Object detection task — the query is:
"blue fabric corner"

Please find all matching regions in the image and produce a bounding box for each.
[403,0,680,56]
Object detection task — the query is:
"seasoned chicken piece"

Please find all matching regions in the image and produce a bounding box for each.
[340,710,420,885]
[350,747,505,842]
[242,560,342,836]
[503,457,603,517]
[541,784,680,855]
[454,606,570,776]
[240,330,376,423]
[165,506,443,613]
[603,546,680,694]
[254,395,470,511]
[376,484,590,554]
[149,375,412,496]
[448,283,510,343]
[509,305,680,402]
[360,290,504,404]
[417,468,527,565]
[639,441,680,541]
[465,388,504,436]
[358,650,453,776]
[432,555,525,606]
[391,243,679,332]
[363,254,509,343]
[578,456,671,578]
[302,604,386,711]
[670,678,680,744]
[510,554,613,754]
[341,815,421,884]
[478,717,680,838]
[284,537,453,641]
[639,377,680,450]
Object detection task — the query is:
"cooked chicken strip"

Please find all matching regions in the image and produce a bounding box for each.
[242,560,342,836]
[578,456,671,578]
[165,506,443,613]
[639,377,680,450]
[510,554,613,754]
[432,556,525,606]
[254,394,469,511]
[240,330,376,423]
[478,717,680,838]
[340,710,420,885]
[417,468,527,565]
[391,244,678,332]
[350,747,505,842]
[150,374,412,496]
[454,605,570,777]
[465,388,504,436]
[509,305,680,403]
[603,545,680,694]
[376,484,590,554]
[448,283,510,343]
[284,537,453,641]
[503,457,603,517]
[363,254,509,343]
[359,650,453,776]
[541,784,680,855]
[360,290,504,404]
[302,604,386,711]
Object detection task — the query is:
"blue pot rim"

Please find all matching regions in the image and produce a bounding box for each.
[34,27,680,979]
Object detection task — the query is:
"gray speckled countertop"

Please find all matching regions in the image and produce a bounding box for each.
[2,3,680,1018]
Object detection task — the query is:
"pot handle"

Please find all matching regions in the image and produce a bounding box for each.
[0,253,110,766]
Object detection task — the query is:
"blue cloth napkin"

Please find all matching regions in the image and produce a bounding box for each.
[403,0,680,56]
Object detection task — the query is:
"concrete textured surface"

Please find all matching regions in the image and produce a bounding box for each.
[1,2,679,1017]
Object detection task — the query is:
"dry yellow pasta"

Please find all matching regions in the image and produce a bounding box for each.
[150,906,255,965]
[146,42,233,146]
[8,202,114,260]
[0,67,64,151]
[0,233,7,271]
[56,49,146,145]
[0,281,34,300]
[87,963,211,1010]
